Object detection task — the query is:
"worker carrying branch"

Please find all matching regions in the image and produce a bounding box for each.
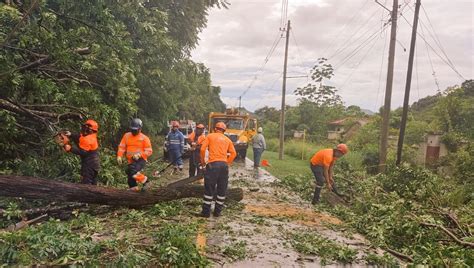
[187,123,206,177]
[309,144,349,204]
[166,121,185,172]
[199,122,237,217]
[117,118,153,192]
[59,119,100,185]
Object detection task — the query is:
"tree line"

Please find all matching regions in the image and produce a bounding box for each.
[0,0,227,176]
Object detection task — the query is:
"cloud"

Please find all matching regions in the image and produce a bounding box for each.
[192,0,473,112]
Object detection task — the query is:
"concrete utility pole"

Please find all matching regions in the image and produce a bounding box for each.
[379,0,398,173]
[279,20,290,160]
[396,0,421,166]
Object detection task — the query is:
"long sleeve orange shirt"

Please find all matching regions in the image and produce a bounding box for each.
[200,132,236,165]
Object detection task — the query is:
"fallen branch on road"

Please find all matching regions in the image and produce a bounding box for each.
[420,222,474,249]
[0,175,243,208]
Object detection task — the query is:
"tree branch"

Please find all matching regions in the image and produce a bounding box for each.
[421,222,474,248]
[0,98,83,122]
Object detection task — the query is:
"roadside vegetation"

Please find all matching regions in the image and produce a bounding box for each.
[250,80,474,266]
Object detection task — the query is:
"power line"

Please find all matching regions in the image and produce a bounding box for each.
[419,22,441,92]
[289,27,306,70]
[334,20,391,71]
[319,0,371,58]
[237,30,283,102]
[375,26,389,111]
[327,7,381,61]
[337,27,386,92]
[399,12,465,80]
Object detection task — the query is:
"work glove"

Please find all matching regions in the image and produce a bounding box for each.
[132,153,141,161]
[117,156,123,165]
[199,164,206,173]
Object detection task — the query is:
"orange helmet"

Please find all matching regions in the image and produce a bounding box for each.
[196,123,205,129]
[84,119,99,132]
[215,122,226,131]
[336,143,349,154]
[171,121,179,127]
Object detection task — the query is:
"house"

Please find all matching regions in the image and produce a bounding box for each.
[327,118,369,140]
[415,132,448,167]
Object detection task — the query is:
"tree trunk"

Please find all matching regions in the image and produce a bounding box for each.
[0,175,243,208]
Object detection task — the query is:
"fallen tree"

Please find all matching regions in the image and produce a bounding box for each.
[0,175,243,208]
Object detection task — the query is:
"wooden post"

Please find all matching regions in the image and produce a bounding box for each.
[379,0,399,173]
[396,0,421,166]
[279,20,290,160]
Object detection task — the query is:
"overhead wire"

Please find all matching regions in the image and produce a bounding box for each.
[399,8,466,80]
[237,0,288,107]
[419,4,458,72]
[419,22,441,92]
[327,6,381,61]
[319,0,371,59]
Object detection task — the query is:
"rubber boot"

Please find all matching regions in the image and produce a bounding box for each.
[213,204,223,217]
[312,186,322,204]
[199,203,211,218]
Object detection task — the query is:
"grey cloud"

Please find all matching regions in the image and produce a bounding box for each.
[192,0,473,111]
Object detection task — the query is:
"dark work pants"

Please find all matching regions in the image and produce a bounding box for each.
[81,166,98,185]
[189,151,200,177]
[310,164,326,202]
[253,148,264,168]
[127,158,146,188]
[202,161,229,215]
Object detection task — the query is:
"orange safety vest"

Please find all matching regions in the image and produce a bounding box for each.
[188,132,206,145]
[310,148,336,168]
[200,132,236,164]
[79,133,99,151]
[117,132,153,163]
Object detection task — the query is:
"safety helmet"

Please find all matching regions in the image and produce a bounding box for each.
[171,121,179,127]
[215,122,227,131]
[257,127,263,133]
[196,124,205,129]
[336,143,349,155]
[84,119,99,132]
[130,118,143,130]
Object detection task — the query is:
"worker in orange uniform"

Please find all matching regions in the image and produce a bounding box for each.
[187,123,206,177]
[62,119,100,185]
[117,118,153,191]
[309,144,349,204]
[199,122,237,217]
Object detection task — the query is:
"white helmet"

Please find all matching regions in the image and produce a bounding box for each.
[257,127,263,133]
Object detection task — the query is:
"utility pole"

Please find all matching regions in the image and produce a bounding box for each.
[379,0,398,173]
[396,0,421,166]
[279,20,290,160]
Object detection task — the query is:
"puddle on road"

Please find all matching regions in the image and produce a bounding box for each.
[245,203,342,226]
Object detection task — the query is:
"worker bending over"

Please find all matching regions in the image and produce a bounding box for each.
[309,144,348,204]
[199,122,236,217]
[62,119,100,185]
[166,121,185,171]
[187,123,206,177]
[117,118,153,191]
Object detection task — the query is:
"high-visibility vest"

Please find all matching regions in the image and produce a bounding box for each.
[117,132,153,163]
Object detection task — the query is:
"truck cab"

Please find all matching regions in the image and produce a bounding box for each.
[208,108,257,160]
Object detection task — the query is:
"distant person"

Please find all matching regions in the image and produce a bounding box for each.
[61,119,100,185]
[252,127,266,168]
[199,122,237,217]
[117,118,153,191]
[187,123,206,177]
[166,121,185,171]
[309,144,349,204]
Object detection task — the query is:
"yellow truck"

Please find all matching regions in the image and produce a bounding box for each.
[208,108,258,159]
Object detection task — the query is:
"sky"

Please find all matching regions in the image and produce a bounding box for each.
[191,0,473,112]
